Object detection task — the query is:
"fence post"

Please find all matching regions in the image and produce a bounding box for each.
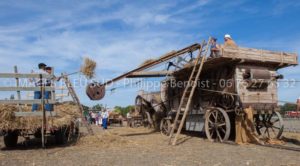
[14,66,22,112]
[40,74,46,148]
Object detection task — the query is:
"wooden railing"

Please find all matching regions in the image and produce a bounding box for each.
[0,66,56,116]
[221,46,298,65]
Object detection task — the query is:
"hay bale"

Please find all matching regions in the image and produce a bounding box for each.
[0,103,81,131]
[55,102,81,118]
[50,102,81,128]
[0,105,19,130]
[0,105,42,130]
[80,58,97,79]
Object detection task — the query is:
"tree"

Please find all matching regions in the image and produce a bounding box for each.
[82,104,89,112]
[279,103,297,113]
[92,104,104,111]
[81,104,90,116]
[114,105,134,117]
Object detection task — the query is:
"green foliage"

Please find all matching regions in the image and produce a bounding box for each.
[114,105,134,117]
[82,104,90,116]
[82,104,89,112]
[279,103,297,113]
[92,104,104,111]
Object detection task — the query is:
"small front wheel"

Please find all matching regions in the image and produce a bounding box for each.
[54,127,68,145]
[4,130,19,148]
[160,119,171,136]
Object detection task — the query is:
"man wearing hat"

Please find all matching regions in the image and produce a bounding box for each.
[224,34,237,47]
[31,63,49,112]
[210,37,220,58]
[44,66,56,111]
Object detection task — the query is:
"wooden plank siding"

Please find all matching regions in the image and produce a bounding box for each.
[14,111,57,117]
[222,46,298,65]
[0,99,56,104]
[0,73,53,78]
[235,65,278,104]
[0,87,55,91]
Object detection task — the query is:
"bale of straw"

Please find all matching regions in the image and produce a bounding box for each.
[80,58,97,79]
[0,105,42,130]
[0,102,81,131]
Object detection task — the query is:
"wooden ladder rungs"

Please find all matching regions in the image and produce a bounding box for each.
[168,38,211,146]
[180,108,186,112]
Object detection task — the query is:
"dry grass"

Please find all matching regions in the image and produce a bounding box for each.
[80,58,97,79]
[0,103,81,131]
[138,50,176,67]
[0,105,42,130]
[158,50,176,59]
[139,59,155,67]
[77,131,130,148]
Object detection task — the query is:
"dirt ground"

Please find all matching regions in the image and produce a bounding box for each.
[1,125,300,166]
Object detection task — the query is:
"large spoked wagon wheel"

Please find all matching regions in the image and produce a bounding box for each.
[160,118,171,136]
[4,130,19,148]
[205,107,231,142]
[254,111,284,139]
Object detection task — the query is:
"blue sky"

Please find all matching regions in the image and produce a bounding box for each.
[0,0,299,107]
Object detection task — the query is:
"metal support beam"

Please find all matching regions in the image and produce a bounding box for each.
[100,43,201,86]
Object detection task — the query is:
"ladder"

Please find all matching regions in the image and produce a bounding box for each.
[168,38,211,145]
[62,75,94,135]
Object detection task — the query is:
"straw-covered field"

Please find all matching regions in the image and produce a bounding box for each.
[1,125,300,166]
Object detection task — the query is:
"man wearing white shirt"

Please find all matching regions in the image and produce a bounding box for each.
[102,109,109,129]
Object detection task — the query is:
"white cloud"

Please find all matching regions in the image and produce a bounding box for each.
[0,0,298,106]
[0,1,195,106]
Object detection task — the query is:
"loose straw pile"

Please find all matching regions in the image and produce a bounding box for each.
[80,58,97,79]
[138,50,176,67]
[139,59,155,67]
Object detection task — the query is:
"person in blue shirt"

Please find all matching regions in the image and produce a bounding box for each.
[31,63,47,112]
[210,37,220,58]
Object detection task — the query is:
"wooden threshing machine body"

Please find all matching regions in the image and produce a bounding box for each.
[136,45,298,141]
